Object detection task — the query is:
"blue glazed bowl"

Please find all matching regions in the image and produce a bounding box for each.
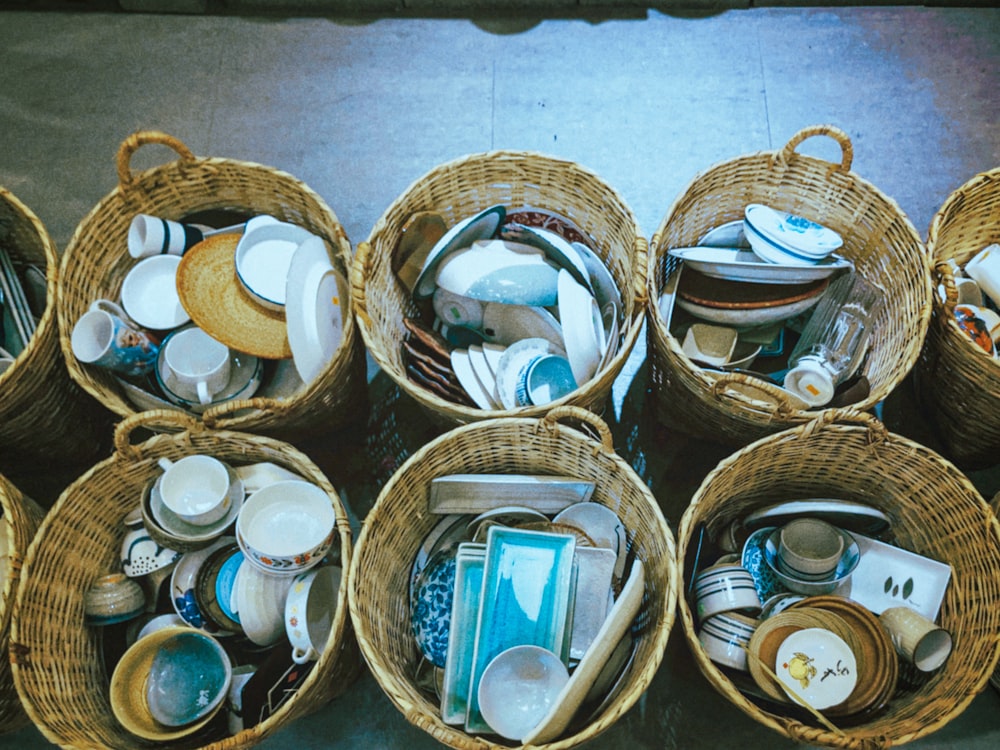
[146,629,232,727]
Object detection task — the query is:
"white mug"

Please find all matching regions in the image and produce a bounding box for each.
[285,564,342,664]
[161,326,230,405]
[157,454,234,526]
[70,299,159,376]
[128,214,205,259]
[964,243,1000,309]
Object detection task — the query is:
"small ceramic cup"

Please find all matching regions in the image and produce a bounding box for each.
[284,564,342,664]
[157,455,235,526]
[692,563,762,621]
[236,480,336,575]
[879,606,953,672]
[160,326,231,406]
[697,611,758,671]
[70,299,158,377]
[128,214,206,259]
[776,518,844,581]
[964,243,1000,309]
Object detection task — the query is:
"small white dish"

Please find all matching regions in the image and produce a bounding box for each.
[285,236,347,385]
[121,254,189,330]
[668,246,853,284]
[477,645,569,741]
[500,223,593,292]
[775,627,857,709]
[745,204,843,258]
[414,204,506,299]
[481,302,563,349]
[553,501,628,579]
[494,337,566,409]
[435,239,559,306]
[235,217,313,310]
[451,348,498,410]
[744,220,824,266]
[235,558,294,646]
[557,269,604,387]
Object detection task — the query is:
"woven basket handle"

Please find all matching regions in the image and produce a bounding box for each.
[631,235,649,309]
[934,259,959,316]
[541,405,614,453]
[778,124,854,174]
[799,407,888,442]
[350,240,374,329]
[709,373,803,419]
[113,408,203,456]
[116,130,196,191]
[202,396,287,428]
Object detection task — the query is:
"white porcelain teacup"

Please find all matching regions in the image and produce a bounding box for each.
[128,214,205,259]
[157,455,237,526]
[160,326,231,405]
[284,564,342,664]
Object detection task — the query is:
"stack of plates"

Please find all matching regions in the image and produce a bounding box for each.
[743,204,844,266]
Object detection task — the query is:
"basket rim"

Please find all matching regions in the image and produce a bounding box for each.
[348,408,678,750]
[9,422,355,750]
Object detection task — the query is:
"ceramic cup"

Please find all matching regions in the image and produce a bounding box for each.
[521,353,577,406]
[693,563,762,621]
[776,518,845,581]
[697,611,758,671]
[70,299,158,377]
[159,326,231,405]
[157,455,235,526]
[236,479,336,575]
[84,572,147,626]
[284,564,342,664]
[879,606,953,672]
[128,214,205,259]
[964,243,1000,309]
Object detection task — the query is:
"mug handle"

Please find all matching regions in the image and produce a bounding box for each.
[196,380,213,406]
[291,646,317,665]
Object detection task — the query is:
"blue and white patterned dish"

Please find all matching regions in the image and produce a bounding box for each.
[741,526,787,602]
[410,545,459,668]
[744,204,843,258]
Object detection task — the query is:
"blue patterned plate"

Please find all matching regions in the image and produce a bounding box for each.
[410,545,459,668]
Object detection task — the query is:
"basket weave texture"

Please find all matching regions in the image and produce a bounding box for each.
[351,150,646,427]
[348,406,677,749]
[0,186,110,469]
[914,167,1000,470]
[676,410,1000,749]
[0,473,45,734]
[9,411,361,750]
[647,124,931,447]
[56,130,367,441]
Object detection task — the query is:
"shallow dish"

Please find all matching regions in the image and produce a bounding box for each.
[285,236,347,385]
[176,234,291,359]
[571,241,622,315]
[170,536,238,635]
[121,254,189,330]
[553,501,627,579]
[668,246,853,285]
[744,204,843,258]
[150,468,244,544]
[775,627,857,710]
[744,219,826,266]
[414,204,506,299]
[235,558,294,647]
[481,303,563,349]
[450,348,498,410]
[557,269,604,387]
[678,268,829,310]
[742,499,892,538]
[499,222,593,292]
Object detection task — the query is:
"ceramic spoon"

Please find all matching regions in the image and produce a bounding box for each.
[521,559,645,745]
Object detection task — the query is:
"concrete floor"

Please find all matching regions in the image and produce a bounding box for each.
[1,5,999,749]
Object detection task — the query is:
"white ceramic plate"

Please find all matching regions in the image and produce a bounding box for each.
[414,204,506,299]
[285,236,347,386]
[235,557,294,646]
[745,204,843,257]
[501,223,593,292]
[744,220,825,266]
[481,302,563,348]
[775,627,857,709]
[742,499,892,537]
[571,241,622,317]
[599,301,620,370]
[481,342,505,375]
[451,348,497,410]
[668,246,853,285]
[121,254,189,330]
[466,345,501,407]
[494,337,566,410]
[435,239,559,306]
[558,269,604,387]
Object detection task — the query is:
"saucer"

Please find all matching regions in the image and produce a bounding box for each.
[775,627,857,709]
[285,236,347,385]
[150,469,244,543]
[170,536,238,636]
[558,269,604,387]
[494,337,567,410]
[414,204,506,299]
[121,254,189,330]
[410,545,459,668]
[155,346,262,413]
[466,345,500,406]
[176,234,291,359]
[451,348,498,410]
[481,302,563,349]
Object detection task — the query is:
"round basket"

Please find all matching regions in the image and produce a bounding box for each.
[9,411,361,750]
[0,473,46,733]
[647,124,931,447]
[351,150,646,427]
[0,185,111,471]
[913,167,1000,470]
[56,130,367,441]
[676,410,1000,748]
[348,406,676,749]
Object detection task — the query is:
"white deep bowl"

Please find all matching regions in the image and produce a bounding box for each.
[235,221,313,310]
[236,480,336,574]
[477,645,569,741]
[434,239,559,306]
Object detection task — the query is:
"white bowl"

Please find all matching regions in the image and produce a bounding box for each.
[236,480,336,575]
[234,218,313,311]
[121,254,189,330]
[744,203,843,258]
[477,645,569,741]
[434,239,559,306]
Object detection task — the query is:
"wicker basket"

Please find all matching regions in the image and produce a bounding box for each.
[348,406,676,749]
[351,150,646,427]
[676,409,1000,748]
[647,124,931,447]
[0,185,111,471]
[56,130,367,441]
[9,411,361,749]
[913,167,1000,470]
[0,473,46,734]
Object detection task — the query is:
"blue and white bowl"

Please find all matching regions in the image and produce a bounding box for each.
[741,526,788,602]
